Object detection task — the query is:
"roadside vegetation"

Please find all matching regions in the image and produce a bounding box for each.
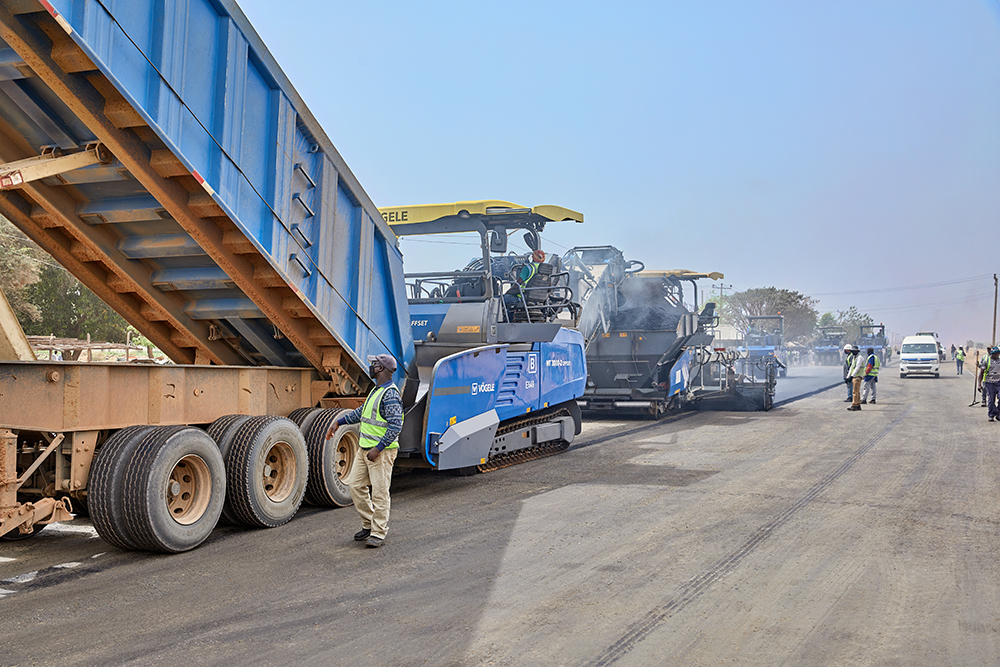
[0,214,134,352]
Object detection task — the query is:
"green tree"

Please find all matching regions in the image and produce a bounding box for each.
[720,287,819,343]
[834,306,874,344]
[818,311,838,328]
[22,265,130,343]
[0,215,44,323]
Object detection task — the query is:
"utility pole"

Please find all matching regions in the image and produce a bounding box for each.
[993,274,997,346]
[712,283,733,300]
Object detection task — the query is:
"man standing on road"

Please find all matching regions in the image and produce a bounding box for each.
[956,346,966,375]
[334,353,403,548]
[861,346,879,404]
[847,344,866,411]
[842,344,856,403]
[978,347,1000,421]
[951,344,957,360]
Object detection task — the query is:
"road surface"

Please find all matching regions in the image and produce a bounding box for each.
[1,367,994,666]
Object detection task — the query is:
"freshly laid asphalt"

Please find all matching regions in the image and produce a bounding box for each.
[1,361,994,666]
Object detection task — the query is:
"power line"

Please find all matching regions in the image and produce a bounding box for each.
[812,274,991,297]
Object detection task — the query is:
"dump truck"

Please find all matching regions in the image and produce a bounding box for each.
[0,0,585,551]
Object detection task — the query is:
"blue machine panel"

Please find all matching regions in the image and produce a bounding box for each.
[669,349,692,396]
[424,346,508,466]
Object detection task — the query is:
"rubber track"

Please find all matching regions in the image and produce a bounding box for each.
[88,425,156,550]
[303,409,344,506]
[584,405,915,666]
[477,407,572,473]
[120,425,191,552]
[226,416,306,527]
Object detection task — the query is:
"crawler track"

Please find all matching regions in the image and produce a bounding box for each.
[478,407,572,473]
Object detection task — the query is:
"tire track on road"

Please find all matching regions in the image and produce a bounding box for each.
[586,404,914,667]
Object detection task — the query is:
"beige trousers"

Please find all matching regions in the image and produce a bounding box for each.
[347,446,397,539]
[852,377,863,407]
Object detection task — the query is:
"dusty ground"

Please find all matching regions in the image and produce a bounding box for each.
[1,366,995,666]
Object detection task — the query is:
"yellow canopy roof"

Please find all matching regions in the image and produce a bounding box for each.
[380,200,583,236]
[636,270,725,281]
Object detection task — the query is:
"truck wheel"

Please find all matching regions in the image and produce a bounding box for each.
[89,425,157,550]
[121,425,226,553]
[206,414,252,524]
[226,417,308,527]
[303,409,357,507]
[288,407,323,434]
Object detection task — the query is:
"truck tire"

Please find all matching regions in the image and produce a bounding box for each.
[288,407,323,435]
[206,414,253,524]
[89,425,157,550]
[121,425,226,553]
[303,409,357,507]
[226,416,308,527]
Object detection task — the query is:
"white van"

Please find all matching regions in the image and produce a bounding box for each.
[899,334,940,378]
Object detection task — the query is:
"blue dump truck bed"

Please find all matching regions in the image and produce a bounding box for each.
[0,0,412,389]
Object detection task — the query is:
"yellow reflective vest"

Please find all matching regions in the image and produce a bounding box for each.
[359,385,399,450]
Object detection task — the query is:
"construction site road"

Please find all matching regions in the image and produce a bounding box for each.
[774,363,846,405]
[1,365,993,666]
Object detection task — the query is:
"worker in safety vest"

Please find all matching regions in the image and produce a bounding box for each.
[842,344,856,402]
[334,353,403,548]
[847,345,866,411]
[503,249,546,314]
[978,346,1000,421]
[956,346,966,375]
[861,346,880,404]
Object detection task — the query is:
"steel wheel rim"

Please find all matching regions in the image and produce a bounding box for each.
[261,440,295,502]
[335,431,359,483]
[167,455,212,526]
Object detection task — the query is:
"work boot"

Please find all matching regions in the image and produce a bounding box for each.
[870,399,876,404]
[861,399,867,404]
[847,405,861,411]
[365,536,385,548]
[844,397,852,402]
[354,528,371,541]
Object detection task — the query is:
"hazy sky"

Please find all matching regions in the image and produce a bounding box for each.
[238,0,1000,347]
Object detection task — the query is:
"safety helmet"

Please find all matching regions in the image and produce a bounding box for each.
[851,345,860,353]
[843,344,851,352]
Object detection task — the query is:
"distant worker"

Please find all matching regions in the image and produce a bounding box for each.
[951,344,956,360]
[956,346,966,375]
[842,344,855,403]
[847,344,866,411]
[978,346,1000,421]
[861,346,879,404]
[334,353,402,548]
[503,249,546,314]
